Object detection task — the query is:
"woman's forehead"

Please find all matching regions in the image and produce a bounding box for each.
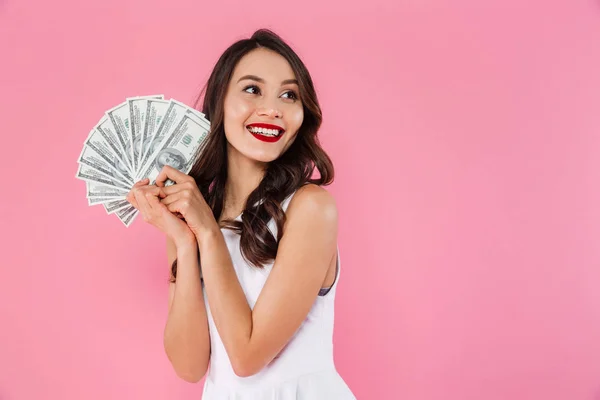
[232,48,296,84]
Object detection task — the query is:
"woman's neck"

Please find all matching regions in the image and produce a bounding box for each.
[223,147,267,217]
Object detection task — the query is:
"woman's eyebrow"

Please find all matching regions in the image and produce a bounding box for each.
[237,75,298,85]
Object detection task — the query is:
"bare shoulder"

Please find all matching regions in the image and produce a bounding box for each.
[285,184,338,228]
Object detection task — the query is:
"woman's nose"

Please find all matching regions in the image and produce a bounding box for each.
[256,103,282,118]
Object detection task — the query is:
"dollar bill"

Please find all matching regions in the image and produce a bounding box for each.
[124,209,138,227]
[138,98,171,178]
[94,116,134,175]
[103,199,131,214]
[138,112,210,185]
[86,181,128,199]
[88,197,118,206]
[76,164,130,190]
[116,205,138,227]
[105,101,134,172]
[127,95,164,174]
[138,101,197,176]
[78,134,133,186]
[170,99,206,119]
[83,129,135,184]
[87,191,137,226]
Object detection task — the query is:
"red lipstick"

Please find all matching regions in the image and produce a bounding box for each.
[246,123,285,143]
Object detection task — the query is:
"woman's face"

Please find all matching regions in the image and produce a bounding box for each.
[223,48,304,164]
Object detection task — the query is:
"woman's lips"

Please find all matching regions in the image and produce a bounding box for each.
[247,126,284,143]
[246,122,285,133]
[246,122,285,143]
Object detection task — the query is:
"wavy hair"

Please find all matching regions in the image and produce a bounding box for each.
[170,29,334,282]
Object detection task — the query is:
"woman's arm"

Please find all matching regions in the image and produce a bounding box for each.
[197,184,337,377]
[163,236,211,383]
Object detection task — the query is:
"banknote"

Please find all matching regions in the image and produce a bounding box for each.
[170,99,206,120]
[77,141,132,187]
[76,97,210,227]
[127,95,164,174]
[137,112,209,186]
[116,205,138,227]
[137,101,204,177]
[83,128,135,184]
[138,98,171,176]
[103,199,131,214]
[85,181,128,199]
[88,197,118,206]
[77,157,131,212]
[105,101,135,172]
[94,115,134,175]
[76,164,130,190]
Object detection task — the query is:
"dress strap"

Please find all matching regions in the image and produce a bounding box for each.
[318,246,340,296]
[281,188,299,212]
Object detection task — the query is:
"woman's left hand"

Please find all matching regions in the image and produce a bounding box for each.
[155,165,219,238]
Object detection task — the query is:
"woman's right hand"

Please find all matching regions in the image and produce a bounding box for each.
[126,179,197,248]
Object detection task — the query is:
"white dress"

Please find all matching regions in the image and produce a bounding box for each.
[201,189,356,399]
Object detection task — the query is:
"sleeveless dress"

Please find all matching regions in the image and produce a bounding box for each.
[201,189,356,399]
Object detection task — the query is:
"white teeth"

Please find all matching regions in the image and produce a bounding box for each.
[247,126,281,137]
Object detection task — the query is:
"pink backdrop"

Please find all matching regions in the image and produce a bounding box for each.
[2,0,600,399]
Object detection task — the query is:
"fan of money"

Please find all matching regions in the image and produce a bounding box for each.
[75,95,210,227]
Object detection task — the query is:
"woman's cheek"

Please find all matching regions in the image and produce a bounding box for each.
[224,98,250,136]
[288,106,304,130]
[230,97,254,120]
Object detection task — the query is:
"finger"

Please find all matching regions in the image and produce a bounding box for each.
[133,178,150,187]
[127,192,138,209]
[155,165,193,187]
[160,192,182,206]
[160,184,187,196]
[148,196,187,223]
[133,187,154,220]
[127,179,150,208]
[135,186,164,221]
[164,199,188,216]
[146,190,173,216]
[127,188,141,209]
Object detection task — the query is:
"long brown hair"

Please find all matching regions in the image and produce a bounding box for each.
[170,29,334,282]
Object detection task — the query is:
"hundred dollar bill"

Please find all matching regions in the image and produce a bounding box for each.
[78,134,133,186]
[103,199,131,214]
[86,181,128,199]
[124,208,139,227]
[138,98,171,177]
[88,197,118,206]
[105,101,134,172]
[170,99,206,120]
[116,205,138,227]
[83,129,135,184]
[76,164,130,190]
[94,116,134,175]
[138,112,210,185]
[127,95,164,174]
[137,101,205,176]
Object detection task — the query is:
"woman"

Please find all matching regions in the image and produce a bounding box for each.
[127,29,356,399]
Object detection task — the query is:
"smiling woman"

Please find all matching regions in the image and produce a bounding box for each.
[221,48,305,165]
[127,29,356,399]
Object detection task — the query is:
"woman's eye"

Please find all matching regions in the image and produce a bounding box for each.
[282,90,298,101]
[243,85,260,95]
[243,86,298,101]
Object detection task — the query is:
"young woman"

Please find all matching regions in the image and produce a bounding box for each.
[127,29,356,399]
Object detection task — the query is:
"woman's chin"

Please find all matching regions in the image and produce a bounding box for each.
[231,148,277,165]
[248,152,278,164]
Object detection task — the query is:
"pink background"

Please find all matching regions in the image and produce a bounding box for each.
[2,0,600,399]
